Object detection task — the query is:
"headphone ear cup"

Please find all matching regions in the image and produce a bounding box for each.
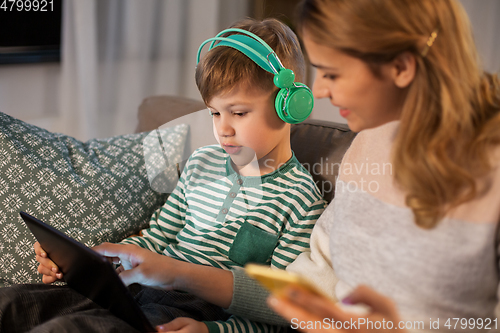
[275,85,314,124]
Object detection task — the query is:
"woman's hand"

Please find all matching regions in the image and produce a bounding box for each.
[267,284,405,332]
[34,241,63,284]
[156,318,209,333]
[92,242,187,290]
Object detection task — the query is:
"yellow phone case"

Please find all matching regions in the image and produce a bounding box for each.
[245,263,330,299]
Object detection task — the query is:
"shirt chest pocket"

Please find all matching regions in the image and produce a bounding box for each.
[228,221,279,266]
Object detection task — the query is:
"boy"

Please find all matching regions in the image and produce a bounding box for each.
[28,18,325,332]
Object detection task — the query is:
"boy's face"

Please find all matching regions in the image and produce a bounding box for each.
[208,83,291,174]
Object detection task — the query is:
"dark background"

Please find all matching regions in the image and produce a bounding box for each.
[0,0,62,64]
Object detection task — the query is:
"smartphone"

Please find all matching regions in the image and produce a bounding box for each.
[245,263,332,300]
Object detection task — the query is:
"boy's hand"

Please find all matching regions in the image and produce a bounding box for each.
[94,242,234,308]
[34,241,63,284]
[156,318,209,333]
[92,242,187,290]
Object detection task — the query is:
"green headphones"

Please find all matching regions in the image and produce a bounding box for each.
[197,28,314,124]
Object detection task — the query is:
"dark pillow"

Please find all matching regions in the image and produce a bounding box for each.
[0,112,187,287]
[291,120,356,203]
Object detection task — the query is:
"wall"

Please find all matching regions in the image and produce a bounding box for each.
[0,0,249,138]
[0,0,498,134]
[0,62,61,130]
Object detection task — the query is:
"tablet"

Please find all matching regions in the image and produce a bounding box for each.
[20,211,155,333]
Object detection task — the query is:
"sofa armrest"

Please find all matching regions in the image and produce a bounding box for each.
[136,95,206,133]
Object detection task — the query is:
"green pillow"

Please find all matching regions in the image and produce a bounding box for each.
[0,112,188,287]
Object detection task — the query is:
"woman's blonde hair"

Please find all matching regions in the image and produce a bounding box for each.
[297,0,500,228]
[195,18,306,105]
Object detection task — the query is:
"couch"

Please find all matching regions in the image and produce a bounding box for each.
[0,95,355,288]
[109,96,500,319]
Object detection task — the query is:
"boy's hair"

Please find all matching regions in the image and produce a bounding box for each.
[195,18,306,105]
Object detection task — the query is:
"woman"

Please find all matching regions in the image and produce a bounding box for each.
[259,0,500,332]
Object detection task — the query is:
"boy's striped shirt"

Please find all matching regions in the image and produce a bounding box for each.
[122,145,326,332]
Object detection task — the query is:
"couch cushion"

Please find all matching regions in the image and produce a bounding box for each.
[291,120,356,203]
[0,112,187,287]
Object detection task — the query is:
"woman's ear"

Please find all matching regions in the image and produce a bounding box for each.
[391,52,416,88]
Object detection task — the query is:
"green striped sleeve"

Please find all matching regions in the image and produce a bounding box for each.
[270,198,325,270]
[267,166,326,270]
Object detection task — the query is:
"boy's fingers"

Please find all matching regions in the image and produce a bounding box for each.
[37,265,56,277]
[42,275,60,284]
[41,271,64,283]
[157,317,190,332]
[35,255,59,272]
[37,262,63,277]
[116,268,137,286]
[93,243,137,267]
[37,264,55,277]
[38,264,60,284]
[93,242,129,257]
[34,242,46,257]
[41,276,55,284]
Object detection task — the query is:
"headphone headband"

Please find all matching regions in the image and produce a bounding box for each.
[197,30,284,75]
[213,28,273,52]
[196,36,279,74]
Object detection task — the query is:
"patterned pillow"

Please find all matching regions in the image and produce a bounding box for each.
[0,112,188,287]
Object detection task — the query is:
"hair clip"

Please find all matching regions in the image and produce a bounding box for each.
[421,29,439,57]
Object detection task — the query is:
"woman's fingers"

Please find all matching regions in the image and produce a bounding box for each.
[283,285,345,320]
[342,285,397,316]
[269,285,404,333]
[268,294,320,320]
[267,295,332,333]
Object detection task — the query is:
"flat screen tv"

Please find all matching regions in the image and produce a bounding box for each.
[0,0,63,64]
